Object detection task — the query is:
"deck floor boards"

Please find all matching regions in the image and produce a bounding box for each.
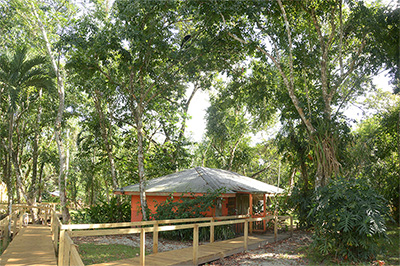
[91,233,290,266]
[0,224,57,266]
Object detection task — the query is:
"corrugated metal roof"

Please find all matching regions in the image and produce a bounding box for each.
[116,167,284,194]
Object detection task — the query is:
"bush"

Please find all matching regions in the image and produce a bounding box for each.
[71,197,130,224]
[309,177,391,262]
[151,189,235,241]
[288,186,315,228]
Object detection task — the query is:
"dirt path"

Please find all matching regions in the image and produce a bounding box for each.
[205,232,312,266]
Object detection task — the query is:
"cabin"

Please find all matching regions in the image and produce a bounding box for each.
[114,167,283,231]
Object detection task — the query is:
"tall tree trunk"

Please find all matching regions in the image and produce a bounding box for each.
[172,85,199,170]
[38,162,44,203]
[134,105,148,220]
[32,5,69,223]
[29,89,41,205]
[93,90,118,190]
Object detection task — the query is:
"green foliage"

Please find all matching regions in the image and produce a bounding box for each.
[151,189,235,241]
[71,197,130,224]
[309,177,391,262]
[348,103,400,224]
[288,186,315,228]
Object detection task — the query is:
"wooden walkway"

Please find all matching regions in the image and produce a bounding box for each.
[92,233,290,266]
[0,224,57,266]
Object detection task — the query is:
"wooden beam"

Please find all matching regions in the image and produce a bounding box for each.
[244,220,248,251]
[153,222,159,254]
[210,218,214,243]
[140,228,145,266]
[193,224,199,265]
[249,193,253,234]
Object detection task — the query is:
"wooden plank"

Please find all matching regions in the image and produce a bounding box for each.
[244,220,248,251]
[153,222,158,254]
[90,233,292,266]
[140,228,145,266]
[70,245,84,266]
[58,230,66,266]
[0,225,57,266]
[193,225,199,265]
[69,227,142,237]
[210,218,214,243]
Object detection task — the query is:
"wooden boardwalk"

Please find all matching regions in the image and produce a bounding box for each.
[0,224,57,266]
[92,233,290,266]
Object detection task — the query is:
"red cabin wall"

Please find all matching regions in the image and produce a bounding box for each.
[130,194,230,221]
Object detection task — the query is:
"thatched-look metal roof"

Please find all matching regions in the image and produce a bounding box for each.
[115,167,284,195]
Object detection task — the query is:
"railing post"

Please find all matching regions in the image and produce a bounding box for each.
[210,218,214,243]
[244,219,248,251]
[44,208,48,225]
[12,213,17,236]
[140,228,145,266]
[290,216,293,237]
[274,216,278,242]
[193,224,199,265]
[2,217,9,250]
[153,222,158,254]
[58,229,66,266]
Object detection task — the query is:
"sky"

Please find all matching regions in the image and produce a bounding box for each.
[184,72,394,143]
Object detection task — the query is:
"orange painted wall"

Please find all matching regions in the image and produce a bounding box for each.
[130,194,229,221]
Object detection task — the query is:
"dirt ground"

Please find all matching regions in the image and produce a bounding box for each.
[205,231,313,266]
[73,233,210,253]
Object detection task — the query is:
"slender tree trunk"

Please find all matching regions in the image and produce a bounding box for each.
[93,90,118,189]
[32,5,69,223]
[228,137,242,171]
[29,89,41,206]
[38,162,44,203]
[134,105,148,220]
[172,85,199,169]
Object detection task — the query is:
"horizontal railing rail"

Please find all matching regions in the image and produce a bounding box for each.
[61,214,293,266]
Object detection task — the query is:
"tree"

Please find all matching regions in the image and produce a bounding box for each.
[0,46,53,219]
[16,0,79,222]
[348,91,400,223]
[201,0,389,187]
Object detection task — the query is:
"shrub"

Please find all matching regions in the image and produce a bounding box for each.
[71,197,130,224]
[288,186,315,228]
[151,189,235,241]
[309,177,391,262]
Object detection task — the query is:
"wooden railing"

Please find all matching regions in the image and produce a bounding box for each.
[1,205,294,266]
[59,214,293,266]
[0,203,85,266]
[0,203,56,253]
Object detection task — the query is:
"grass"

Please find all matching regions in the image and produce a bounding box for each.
[376,224,400,266]
[78,243,141,265]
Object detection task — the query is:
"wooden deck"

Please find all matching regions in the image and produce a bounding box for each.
[0,224,57,266]
[91,233,290,266]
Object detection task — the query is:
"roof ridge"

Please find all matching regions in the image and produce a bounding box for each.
[195,167,220,192]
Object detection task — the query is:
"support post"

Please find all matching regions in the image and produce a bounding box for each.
[193,224,199,265]
[58,230,66,266]
[153,222,158,254]
[12,213,17,236]
[140,228,145,266]
[249,194,253,234]
[44,208,48,225]
[263,194,267,232]
[2,218,8,250]
[274,216,278,242]
[244,219,248,251]
[210,218,214,243]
